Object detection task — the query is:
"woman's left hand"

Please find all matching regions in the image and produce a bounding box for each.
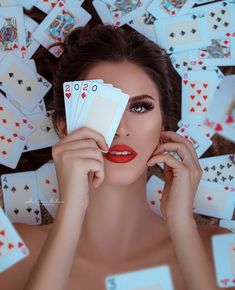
[146,131,203,222]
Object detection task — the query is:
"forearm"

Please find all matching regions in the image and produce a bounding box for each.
[24,201,86,290]
[167,216,219,290]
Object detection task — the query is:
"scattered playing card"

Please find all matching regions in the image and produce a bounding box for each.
[105,264,174,290]
[1,171,42,225]
[146,175,164,218]
[212,233,235,288]
[0,206,29,273]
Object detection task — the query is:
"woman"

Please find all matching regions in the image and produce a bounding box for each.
[0,24,232,290]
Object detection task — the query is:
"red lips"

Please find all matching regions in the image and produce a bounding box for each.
[103,144,138,163]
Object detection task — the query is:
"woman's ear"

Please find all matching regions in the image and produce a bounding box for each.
[55,117,67,139]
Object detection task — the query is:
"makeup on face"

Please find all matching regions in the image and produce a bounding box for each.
[103,144,138,163]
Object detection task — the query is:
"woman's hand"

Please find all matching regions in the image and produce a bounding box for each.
[146,131,203,222]
[52,127,109,211]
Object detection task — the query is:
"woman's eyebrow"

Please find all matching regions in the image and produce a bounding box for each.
[128,95,156,103]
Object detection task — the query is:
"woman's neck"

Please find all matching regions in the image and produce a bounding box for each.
[77,171,167,264]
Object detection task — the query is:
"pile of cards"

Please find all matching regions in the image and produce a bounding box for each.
[1,160,59,225]
[0,206,29,273]
[63,79,129,147]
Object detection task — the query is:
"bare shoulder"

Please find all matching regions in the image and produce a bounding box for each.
[0,222,53,290]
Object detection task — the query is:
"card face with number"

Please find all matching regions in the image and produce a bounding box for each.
[193,180,234,219]
[105,265,174,290]
[35,161,59,219]
[0,53,52,112]
[146,175,164,218]
[212,233,235,288]
[147,0,195,19]
[0,6,27,60]
[203,75,235,142]
[1,172,42,225]
[181,70,221,125]
[33,0,91,57]
[154,12,211,53]
[0,207,29,273]
[76,81,129,147]
[199,154,235,186]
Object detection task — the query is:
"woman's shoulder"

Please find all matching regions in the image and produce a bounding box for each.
[0,222,53,290]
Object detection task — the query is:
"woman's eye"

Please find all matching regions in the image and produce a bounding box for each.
[130,102,154,114]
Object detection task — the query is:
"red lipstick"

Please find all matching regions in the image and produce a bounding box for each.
[103,144,138,163]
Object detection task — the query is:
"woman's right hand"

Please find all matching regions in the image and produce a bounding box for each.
[52,127,109,211]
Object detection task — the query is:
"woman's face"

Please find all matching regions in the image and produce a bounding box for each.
[84,60,163,186]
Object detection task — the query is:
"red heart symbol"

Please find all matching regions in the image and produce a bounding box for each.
[203,83,208,88]
[226,33,231,37]
[203,95,207,100]
[224,186,229,190]
[215,123,223,131]
[224,40,229,45]
[225,115,234,123]
[65,92,71,99]
[221,279,230,285]
[57,37,62,42]
[13,43,18,49]
[18,242,24,248]
[190,83,195,88]
[51,2,56,7]
[0,230,5,236]
[150,200,155,205]
[180,128,185,132]
[183,80,188,85]
[200,53,205,57]
[114,13,119,18]
[190,107,195,112]
[8,243,14,249]
[171,10,176,15]
[202,107,207,112]
[115,21,121,26]
[59,1,64,7]
[198,61,203,65]
[197,90,202,94]
[207,196,212,200]
[0,241,4,247]
[190,95,195,100]
[21,46,26,51]
[62,9,67,14]
[206,133,210,137]
[196,101,201,106]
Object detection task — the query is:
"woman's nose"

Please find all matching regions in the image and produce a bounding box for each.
[114,114,131,138]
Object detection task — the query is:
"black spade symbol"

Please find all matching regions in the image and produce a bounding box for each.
[26,207,32,213]
[14,208,19,214]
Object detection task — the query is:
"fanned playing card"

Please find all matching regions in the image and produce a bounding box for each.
[0,53,52,112]
[33,0,91,57]
[203,75,235,143]
[1,172,42,225]
[212,233,235,288]
[199,154,235,186]
[105,264,174,290]
[0,207,29,273]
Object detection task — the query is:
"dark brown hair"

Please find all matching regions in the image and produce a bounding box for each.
[50,23,181,133]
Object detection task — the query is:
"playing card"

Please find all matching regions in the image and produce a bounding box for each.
[212,233,235,288]
[0,0,18,6]
[199,154,235,187]
[220,220,235,233]
[1,171,42,225]
[0,6,27,60]
[93,0,152,27]
[181,70,222,125]
[128,11,157,43]
[33,0,91,57]
[35,161,59,219]
[203,74,235,143]
[193,180,235,219]
[0,126,27,169]
[147,0,196,19]
[154,12,211,53]
[0,53,52,112]
[0,92,35,140]
[176,125,212,158]
[0,206,29,273]
[75,81,129,147]
[23,112,60,152]
[146,175,164,218]
[105,264,174,290]
[24,15,40,59]
[63,81,73,133]
[35,0,60,14]
[188,37,235,67]
[177,119,215,139]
